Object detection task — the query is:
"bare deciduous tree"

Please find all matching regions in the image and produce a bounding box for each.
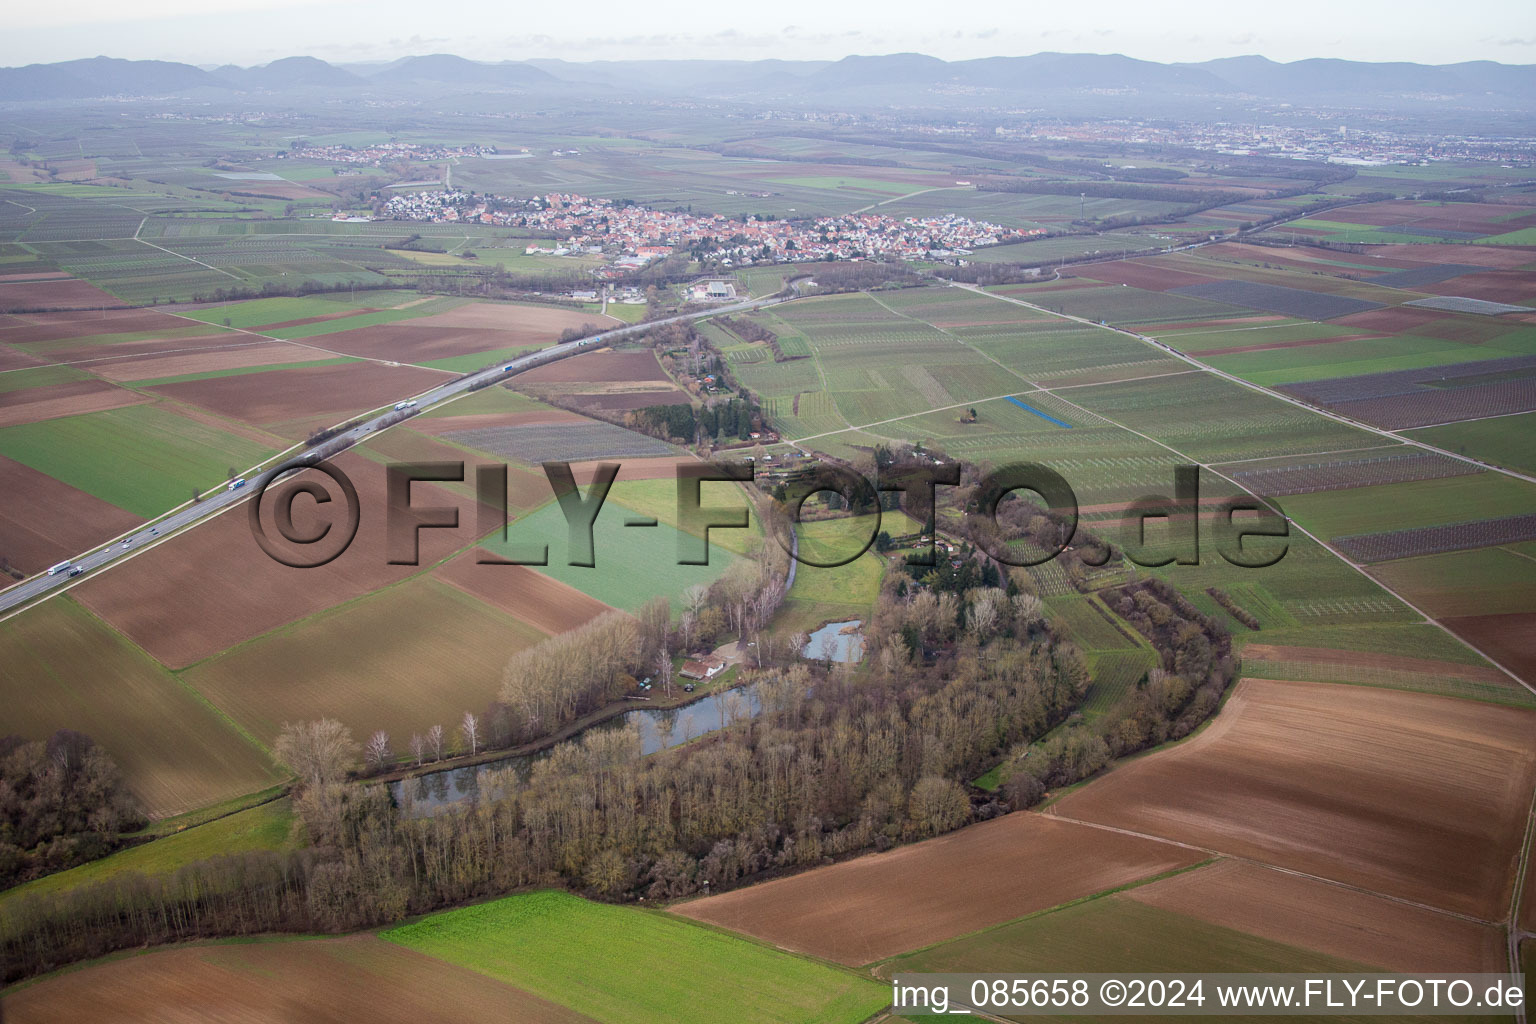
[656,647,674,698]
[460,711,480,756]
[274,719,359,789]
[364,730,391,773]
[426,724,444,762]
[409,733,425,767]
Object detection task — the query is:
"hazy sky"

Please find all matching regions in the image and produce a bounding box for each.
[4,0,1533,68]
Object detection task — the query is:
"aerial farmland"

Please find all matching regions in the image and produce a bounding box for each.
[2,27,1535,1024]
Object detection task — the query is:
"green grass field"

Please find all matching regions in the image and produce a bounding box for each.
[1406,412,1536,476]
[0,365,91,394]
[383,890,888,1024]
[1368,546,1536,618]
[1203,334,1510,386]
[0,402,276,518]
[0,798,297,912]
[1281,472,1536,540]
[605,477,764,558]
[177,294,390,329]
[481,495,741,611]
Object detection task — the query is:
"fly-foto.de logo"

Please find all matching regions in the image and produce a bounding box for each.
[247,458,1290,572]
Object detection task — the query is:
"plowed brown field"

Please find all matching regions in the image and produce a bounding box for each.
[397,300,617,332]
[44,333,247,365]
[0,310,176,345]
[317,325,533,365]
[0,455,143,574]
[0,379,148,428]
[517,349,668,384]
[1371,244,1535,270]
[1424,271,1536,305]
[148,361,450,438]
[1332,307,1459,334]
[1075,262,1223,291]
[1443,612,1536,687]
[671,812,1203,966]
[434,557,612,634]
[1049,678,1536,920]
[1125,859,1506,971]
[0,344,42,371]
[412,410,587,436]
[567,390,689,413]
[3,935,597,1024]
[92,342,333,382]
[0,276,120,312]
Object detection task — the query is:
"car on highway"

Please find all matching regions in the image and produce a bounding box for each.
[67,566,83,578]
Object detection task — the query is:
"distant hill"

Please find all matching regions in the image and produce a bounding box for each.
[216,56,363,91]
[366,54,556,91]
[0,50,1531,112]
[0,56,230,101]
[1191,54,1536,102]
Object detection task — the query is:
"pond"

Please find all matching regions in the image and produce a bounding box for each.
[391,684,762,816]
[803,619,864,663]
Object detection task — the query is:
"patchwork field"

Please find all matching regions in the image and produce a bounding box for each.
[0,377,148,428]
[1123,858,1506,972]
[1049,678,1536,919]
[3,935,598,1024]
[0,598,282,818]
[385,890,887,1024]
[182,577,548,747]
[672,811,1204,966]
[73,452,492,667]
[147,360,451,439]
[0,454,143,574]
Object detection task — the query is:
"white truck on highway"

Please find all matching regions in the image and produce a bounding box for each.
[47,560,71,576]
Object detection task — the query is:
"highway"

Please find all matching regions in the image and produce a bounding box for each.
[0,290,792,617]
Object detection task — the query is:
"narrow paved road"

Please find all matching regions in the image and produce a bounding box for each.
[0,291,791,617]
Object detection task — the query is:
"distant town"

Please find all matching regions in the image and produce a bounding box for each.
[381,189,1029,268]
